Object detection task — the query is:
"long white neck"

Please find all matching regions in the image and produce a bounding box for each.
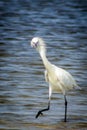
[39,49,52,71]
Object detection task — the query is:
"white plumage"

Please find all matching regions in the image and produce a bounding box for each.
[31,37,79,122]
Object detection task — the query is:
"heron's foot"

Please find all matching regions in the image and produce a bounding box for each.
[63,115,67,122]
[64,118,67,122]
[36,110,43,118]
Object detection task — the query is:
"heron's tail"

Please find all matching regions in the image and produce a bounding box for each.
[75,85,81,90]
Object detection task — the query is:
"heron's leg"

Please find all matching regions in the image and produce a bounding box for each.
[64,95,67,122]
[36,86,52,119]
[36,100,50,118]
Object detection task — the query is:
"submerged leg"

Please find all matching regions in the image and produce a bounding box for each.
[36,100,50,118]
[64,95,67,122]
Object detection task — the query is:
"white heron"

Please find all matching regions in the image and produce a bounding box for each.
[31,37,80,122]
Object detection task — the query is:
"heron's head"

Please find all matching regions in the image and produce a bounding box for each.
[31,37,46,53]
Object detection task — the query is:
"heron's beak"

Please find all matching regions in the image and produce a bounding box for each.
[31,42,38,48]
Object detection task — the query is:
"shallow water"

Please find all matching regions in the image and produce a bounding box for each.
[0,0,87,130]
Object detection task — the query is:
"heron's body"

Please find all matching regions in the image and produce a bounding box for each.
[45,65,77,94]
[31,37,79,122]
